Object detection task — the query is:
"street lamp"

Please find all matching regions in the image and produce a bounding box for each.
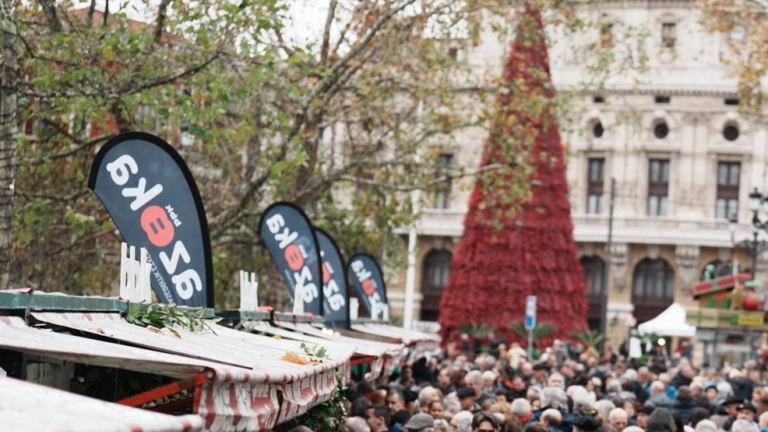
[729,188,768,279]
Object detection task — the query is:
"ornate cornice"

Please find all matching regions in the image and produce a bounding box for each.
[564,85,739,98]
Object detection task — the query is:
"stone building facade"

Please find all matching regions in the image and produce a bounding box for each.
[389,0,768,349]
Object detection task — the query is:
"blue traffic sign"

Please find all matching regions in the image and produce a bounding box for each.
[525,296,537,330]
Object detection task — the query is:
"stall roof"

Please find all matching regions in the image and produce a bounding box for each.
[0,376,203,432]
[351,322,441,346]
[0,315,293,431]
[32,312,354,378]
[28,312,355,429]
[637,303,697,337]
[246,321,405,380]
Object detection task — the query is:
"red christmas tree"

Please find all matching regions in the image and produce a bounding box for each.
[438,4,588,348]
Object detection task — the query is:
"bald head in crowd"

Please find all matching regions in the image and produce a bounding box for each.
[542,409,563,430]
[609,408,628,431]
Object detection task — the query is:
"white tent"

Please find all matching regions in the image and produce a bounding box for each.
[637,302,697,337]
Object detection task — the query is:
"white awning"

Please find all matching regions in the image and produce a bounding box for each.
[637,303,697,337]
[0,376,203,432]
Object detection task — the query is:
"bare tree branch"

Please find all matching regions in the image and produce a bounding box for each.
[20,54,220,99]
[87,0,96,28]
[154,0,172,44]
[321,0,338,64]
[36,0,63,32]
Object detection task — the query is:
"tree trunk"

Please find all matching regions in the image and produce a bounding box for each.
[0,7,17,290]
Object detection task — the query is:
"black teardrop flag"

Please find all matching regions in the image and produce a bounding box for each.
[258,202,323,316]
[88,132,214,307]
[348,253,388,320]
[315,228,350,329]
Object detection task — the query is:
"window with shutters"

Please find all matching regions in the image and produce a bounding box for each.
[587,158,605,214]
[433,154,454,209]
[648,159,670,217]
[716,162,740,219]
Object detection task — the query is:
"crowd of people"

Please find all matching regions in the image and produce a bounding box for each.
[339,338,768,432]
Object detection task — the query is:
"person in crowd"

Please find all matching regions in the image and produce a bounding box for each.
[367,405,392,432]
[549,374,566,390]
[388,390,406,415]
[645,382,675,410]
[636,406,654,431]
[690,408,710,428]
[594,401,616,423]
[348,416,373,432]
[738,402,758,425]
[694,420,717,432]
[513,398,534,424]
[420,387,441,410]
[354,397,374,418]
[524,423,548,432]
[404,414,435,432]
[571,412,602,432]
[472,412,501,432]
[484,371,499,395]
[445,399,461,418]
[467,371,495,406]
[608,408,628,431]
[452,411,474,432]
[392,410,413,432]
[532,398,542,412]
[672,386,698,424]
[758,412,768,432]
[723,397,744,431]
[542,409,563,432]
[459,388,480,413]
[497,390,511,404]
[428,400,445,421]
[732,419,760,432]
[438,369,455,395]
[704,386,718,407]
[647,408,675,432]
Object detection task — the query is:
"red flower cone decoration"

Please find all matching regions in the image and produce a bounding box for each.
[437,4,588,349]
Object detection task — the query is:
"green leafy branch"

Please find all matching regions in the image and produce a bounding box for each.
[300,342,329,359]
[124,303,217,335]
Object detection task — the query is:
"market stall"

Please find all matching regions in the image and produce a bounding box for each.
[0,376,203,432]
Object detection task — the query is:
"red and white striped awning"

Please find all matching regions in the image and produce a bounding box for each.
[0,376,203,432]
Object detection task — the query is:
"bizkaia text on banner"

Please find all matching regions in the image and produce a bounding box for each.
[348,253,388,320]
[258,203,323,316]
[88,132,214,307]
[315,228,350,329]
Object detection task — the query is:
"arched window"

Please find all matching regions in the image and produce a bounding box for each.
[633,258,676,323]
[580,256,606,330]
[420,249,452,322]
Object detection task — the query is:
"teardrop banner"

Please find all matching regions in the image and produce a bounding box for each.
[88,132,214,307]
[347,253,388,320]
[315,228,350,329]
[258,202,323,316]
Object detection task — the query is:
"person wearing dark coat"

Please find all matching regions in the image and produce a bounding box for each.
[672,386,698,425]
[647,408,675,432]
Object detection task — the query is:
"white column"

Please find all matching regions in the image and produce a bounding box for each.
[404,102,424,330]
[403,187,420,329]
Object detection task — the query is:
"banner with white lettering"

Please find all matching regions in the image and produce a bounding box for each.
[258,202,323,315]
[347,253,388,320]
[315,228,349,328]
[88,132,214,307]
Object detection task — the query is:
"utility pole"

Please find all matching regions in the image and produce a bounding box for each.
[599,178,616,345]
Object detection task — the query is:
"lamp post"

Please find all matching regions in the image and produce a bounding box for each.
[728,188,768,279]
